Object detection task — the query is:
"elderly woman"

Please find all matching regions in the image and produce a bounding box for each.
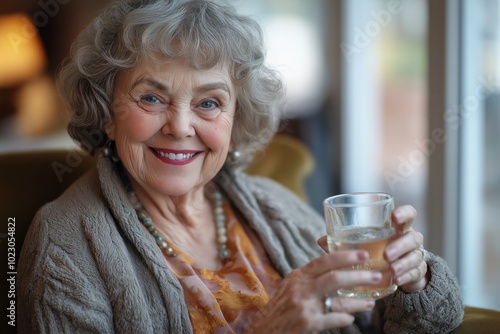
[18,0,463,333]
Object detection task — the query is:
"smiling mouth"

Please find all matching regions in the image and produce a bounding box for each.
[151,148,198,161]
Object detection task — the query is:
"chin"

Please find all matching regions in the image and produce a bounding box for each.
[150,179,200,197]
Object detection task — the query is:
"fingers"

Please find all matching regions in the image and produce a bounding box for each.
[300,250,370,279]
[392,205,417,235]
[273,250,371,304]
[313,268,383,296]
[385,230,424,262]
[395,258,427,285]
[385,227,428,291]
[391,248,426,285]
[385,204,428,291]
[318,298,375,329]
[255,250,380,333]
[327,296,375,314]
[398,260,428,292]
[317,236,328,253]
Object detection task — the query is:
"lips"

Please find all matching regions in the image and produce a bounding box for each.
[150,147,200,164]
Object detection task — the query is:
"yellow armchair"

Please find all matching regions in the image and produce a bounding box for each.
[453,306,500,333]
[246,134,314,202]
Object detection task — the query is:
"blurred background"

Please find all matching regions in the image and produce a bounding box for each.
[0,0,499,311]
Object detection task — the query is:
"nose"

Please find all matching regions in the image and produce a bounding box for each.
[161,109,195,139]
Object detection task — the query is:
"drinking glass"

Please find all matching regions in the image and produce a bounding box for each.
[323,192,397,299]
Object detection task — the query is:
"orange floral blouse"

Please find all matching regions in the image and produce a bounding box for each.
[164,201,283,333]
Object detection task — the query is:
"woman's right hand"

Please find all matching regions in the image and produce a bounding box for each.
[247,250,381,334]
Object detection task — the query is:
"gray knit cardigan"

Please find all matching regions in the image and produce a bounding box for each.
[18,155,463,333]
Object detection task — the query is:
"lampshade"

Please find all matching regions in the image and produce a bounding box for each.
[0,13,47,87]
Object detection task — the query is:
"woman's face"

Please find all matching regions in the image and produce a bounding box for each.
[106,57,236,197]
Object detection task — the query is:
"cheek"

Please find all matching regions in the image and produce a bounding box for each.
[114,110,162,142]
[200,118,234,151]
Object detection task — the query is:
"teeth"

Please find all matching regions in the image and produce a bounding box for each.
[155,150,195,160]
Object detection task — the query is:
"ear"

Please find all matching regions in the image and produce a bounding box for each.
[104,120,116,141]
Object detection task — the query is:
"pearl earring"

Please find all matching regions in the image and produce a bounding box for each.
[227,150,241,164]
[103,141,120,162]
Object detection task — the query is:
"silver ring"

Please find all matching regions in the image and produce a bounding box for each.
[324,295,333,313]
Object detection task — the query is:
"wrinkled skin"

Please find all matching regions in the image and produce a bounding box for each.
[247,205,427,334]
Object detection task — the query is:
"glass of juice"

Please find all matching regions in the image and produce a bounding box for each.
[323,192,397,299]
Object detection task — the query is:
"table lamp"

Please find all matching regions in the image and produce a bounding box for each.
[0,13,62,137]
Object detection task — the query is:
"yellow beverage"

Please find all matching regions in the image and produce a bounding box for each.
[328,226,397,299]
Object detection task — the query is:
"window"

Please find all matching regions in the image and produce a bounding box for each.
[458,0,500,310]
[337,0,500,310]
[340,0,429,238]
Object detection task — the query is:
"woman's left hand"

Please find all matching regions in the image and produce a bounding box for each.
[384,205,428,293]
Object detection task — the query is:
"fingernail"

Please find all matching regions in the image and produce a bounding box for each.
[357,251,369,261]
[372,272,382,282]
[394,209,404,221]
[366,300,375,309]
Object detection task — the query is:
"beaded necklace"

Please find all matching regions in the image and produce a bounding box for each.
[105,146,232,262]
[127,188,231,261]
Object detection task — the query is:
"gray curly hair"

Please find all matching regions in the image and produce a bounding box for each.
[58,0,285,165]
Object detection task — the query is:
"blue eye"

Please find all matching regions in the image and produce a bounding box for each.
[200,100,218,109]
[141,95,160,104]
[137,94,165,113]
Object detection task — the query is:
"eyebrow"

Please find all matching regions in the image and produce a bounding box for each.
[132,78,168,92]
[194,82,231,96]
[132,78,231,96]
